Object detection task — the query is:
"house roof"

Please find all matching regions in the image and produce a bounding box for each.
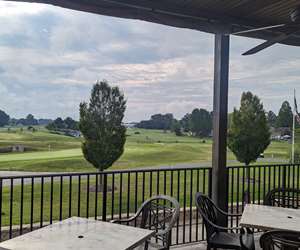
[6,0,300,47]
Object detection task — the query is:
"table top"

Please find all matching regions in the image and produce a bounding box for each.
[240,204,300,232]
[0,217,155,250]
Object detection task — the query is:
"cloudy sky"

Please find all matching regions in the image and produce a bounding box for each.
[1,2,300,122]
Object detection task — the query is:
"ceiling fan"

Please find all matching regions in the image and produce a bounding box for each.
[230,5,300,55]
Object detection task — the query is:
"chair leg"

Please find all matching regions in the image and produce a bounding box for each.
[144,241,149,250]
[206,244,211,250]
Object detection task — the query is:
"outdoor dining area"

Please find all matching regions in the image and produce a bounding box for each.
[1,0,300,249]
[0,188,299,250]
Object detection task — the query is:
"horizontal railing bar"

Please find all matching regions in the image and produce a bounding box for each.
[1,163,298,180]
[0,166,212,180]
[227,163,300,169]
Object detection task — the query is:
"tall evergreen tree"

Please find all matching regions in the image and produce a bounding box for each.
[228,92,270,201]
[190,108,212,137]
[180,113,192,132]
[79,80,126,173]
[228,92,270,166]
[276,101,293,128]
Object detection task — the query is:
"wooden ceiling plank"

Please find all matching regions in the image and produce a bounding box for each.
[228,0,284,16]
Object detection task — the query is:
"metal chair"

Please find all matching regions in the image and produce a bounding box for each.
[195,192,255,250]
[111,195,180,250]
[260,230,300,250]
[263,188,300,209]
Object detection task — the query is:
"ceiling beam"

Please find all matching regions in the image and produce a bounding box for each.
[4,0,300,47]
[4,0,225,32]
[99,0,269,28]
[5,0,275,30]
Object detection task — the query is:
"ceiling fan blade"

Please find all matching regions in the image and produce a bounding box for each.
[242,27,300,55]
[231,24,286,35]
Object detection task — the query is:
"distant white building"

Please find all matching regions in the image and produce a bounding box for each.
[124,122,137,128]
[67,130,81,138]
[12,145,25,152]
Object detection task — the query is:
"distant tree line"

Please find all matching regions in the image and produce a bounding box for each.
[136,113,174,130]
[135,99,294,138]
[46,117,79,131]
[0,111,52,127]
[136,108,213,137]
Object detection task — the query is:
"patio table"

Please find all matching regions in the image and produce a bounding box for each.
[0,217,155,250]
[240,204,300,232]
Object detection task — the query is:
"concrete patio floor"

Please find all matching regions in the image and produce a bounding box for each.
[171,235,261,250]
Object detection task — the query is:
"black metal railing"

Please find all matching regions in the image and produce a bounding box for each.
[0,163,299,246]
[227,163,300,228]
[0,167,211,245]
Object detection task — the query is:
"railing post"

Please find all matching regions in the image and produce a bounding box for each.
[102,173,107,221]
[282,165,287,190]
[282,165,287,207]
[208,168,212,198]
[0,179,2,242]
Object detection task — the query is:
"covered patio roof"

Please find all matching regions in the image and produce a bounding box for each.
[5,0,300,47]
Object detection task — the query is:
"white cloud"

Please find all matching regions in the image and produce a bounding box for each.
[0,2,300,121]
[0,2,47,16]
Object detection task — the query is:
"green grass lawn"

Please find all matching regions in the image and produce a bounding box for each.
[0,127,292,172]
[1,170,209,226]
[0,127,295,228]
[1,164,298,227]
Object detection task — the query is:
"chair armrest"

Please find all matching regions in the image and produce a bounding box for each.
[111,216,137,224]
[215,206,242,217]
[205,218,242,232]
[111,204,144,224]
[216,225,242,232]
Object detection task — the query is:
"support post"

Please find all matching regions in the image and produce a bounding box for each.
[211,33,230,226]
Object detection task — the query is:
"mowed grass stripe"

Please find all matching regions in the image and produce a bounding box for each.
[0,149,82,163]
[0,127,291,173]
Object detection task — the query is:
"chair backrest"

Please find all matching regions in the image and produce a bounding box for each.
[195,192,220,240]
[263,188,300,209]
[260,230,300,250]
[134,195,180,247]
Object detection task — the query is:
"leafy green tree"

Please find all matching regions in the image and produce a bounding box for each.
[0,110,10,127]
[64,117,79,130]
[46,117,79,131]
[26,114,38,125]
[136,113,174,130]
[171,120,182,136]
[276,101,293,128]
[53,117,65,129]
[267,110,277,128]
[79,80,127,175]
[228,92,270,201]
[228,92,270,166]
[18,114,38,126]
[180,113,192,132]
[227,113,233,128]
[190,108,212,137]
